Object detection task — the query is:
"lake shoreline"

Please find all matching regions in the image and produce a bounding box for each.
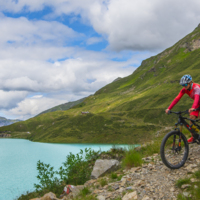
[0,136,139,146]
[1,139,136,200]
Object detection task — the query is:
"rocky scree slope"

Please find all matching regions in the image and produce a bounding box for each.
[85,143,200,200]
[30,143,200,200]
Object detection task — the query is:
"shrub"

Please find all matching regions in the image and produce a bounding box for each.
[140,141,160,157]
[99,178,108,187]
[19,148,101,199]
[34,161,60,192]
[111,172,118,179]
[122,147,142,168]
[80,187,91,196]
[62,148,100,185]
[111,145,125,153]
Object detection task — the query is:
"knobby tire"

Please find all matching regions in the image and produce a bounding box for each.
[160,130,189,169]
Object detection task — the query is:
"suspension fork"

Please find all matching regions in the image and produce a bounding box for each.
[172,123,183,151]
[178,124,183,148]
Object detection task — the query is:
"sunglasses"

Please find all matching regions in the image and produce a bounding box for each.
[182,83,188,87]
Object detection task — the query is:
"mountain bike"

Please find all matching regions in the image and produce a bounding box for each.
[160,107,200,169]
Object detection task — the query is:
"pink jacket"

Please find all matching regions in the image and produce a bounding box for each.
[168,83,200,110]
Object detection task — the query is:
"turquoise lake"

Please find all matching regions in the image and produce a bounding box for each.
[0,139,134,200]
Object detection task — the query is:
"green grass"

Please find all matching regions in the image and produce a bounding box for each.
[176,178,191,188]
[1,25,200,145]
[99,178,108,187]
[117,174,124,181]
[110,172,118,179]
[177,194,187,200]
[122,147,143,168]
[176,169,200,200]
[194,170,200,179]
[79,187,91,196]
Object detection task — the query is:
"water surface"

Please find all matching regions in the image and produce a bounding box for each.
[0,139,135,200]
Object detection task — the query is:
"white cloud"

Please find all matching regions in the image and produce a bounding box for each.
[31,95,43,99]
[3,96,67,120]
[0,52,141,93]
[0,15,81,46]
[1,0,199,119]
[2,0,199,51]
[0,90,28,109]
[1,1,200,51]
[86,37,103,45]
[86,0,200,51]
[0,43,152,119]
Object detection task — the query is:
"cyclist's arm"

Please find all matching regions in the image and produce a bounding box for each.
[168,89,185,110]
[192,94,200,109]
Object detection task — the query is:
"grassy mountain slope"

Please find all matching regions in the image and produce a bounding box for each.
[37,97,86,116]
[1,25,200,144]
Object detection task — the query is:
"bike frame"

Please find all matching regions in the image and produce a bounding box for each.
[170,110,200,145]
[160,108,200,169]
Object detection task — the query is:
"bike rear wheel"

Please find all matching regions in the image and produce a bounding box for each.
[160,130,189,169]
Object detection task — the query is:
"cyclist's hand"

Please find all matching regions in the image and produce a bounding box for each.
[165,109,170,114]
[189,108,195,113]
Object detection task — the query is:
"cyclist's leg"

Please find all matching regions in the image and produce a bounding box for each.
[188,114,199,143]
[190,109,199,120]
[190,115,197,121]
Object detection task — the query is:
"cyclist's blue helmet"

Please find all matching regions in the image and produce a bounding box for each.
[180,74,192,85]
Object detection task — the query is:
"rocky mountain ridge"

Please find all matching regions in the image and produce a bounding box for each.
[0,117,21,127]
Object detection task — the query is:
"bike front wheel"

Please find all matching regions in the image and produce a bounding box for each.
[160,130,189,169]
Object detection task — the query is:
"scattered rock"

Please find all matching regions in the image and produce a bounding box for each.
[32,143,200,200]
[122,191,137,200]
[97,195,106,200]
[183,191,190,197]
[142,196,150,200]
[126,186,133,190]
[191,178,198,183]
[181,184,191,189]
[70,185,84,198]
[30,192,59,200]
[91,159,120,179]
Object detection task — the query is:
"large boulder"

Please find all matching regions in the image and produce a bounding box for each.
[91,159,120,179]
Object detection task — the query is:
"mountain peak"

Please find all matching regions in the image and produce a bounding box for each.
[0,117,21,127]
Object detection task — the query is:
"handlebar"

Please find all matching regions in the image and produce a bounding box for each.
[194,107,200,111]
[168,110,189,115]
[167,106,200,115]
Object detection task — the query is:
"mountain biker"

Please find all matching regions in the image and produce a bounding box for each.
[165,74,200,143]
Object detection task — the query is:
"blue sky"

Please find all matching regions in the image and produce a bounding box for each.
[0,0,200,120]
